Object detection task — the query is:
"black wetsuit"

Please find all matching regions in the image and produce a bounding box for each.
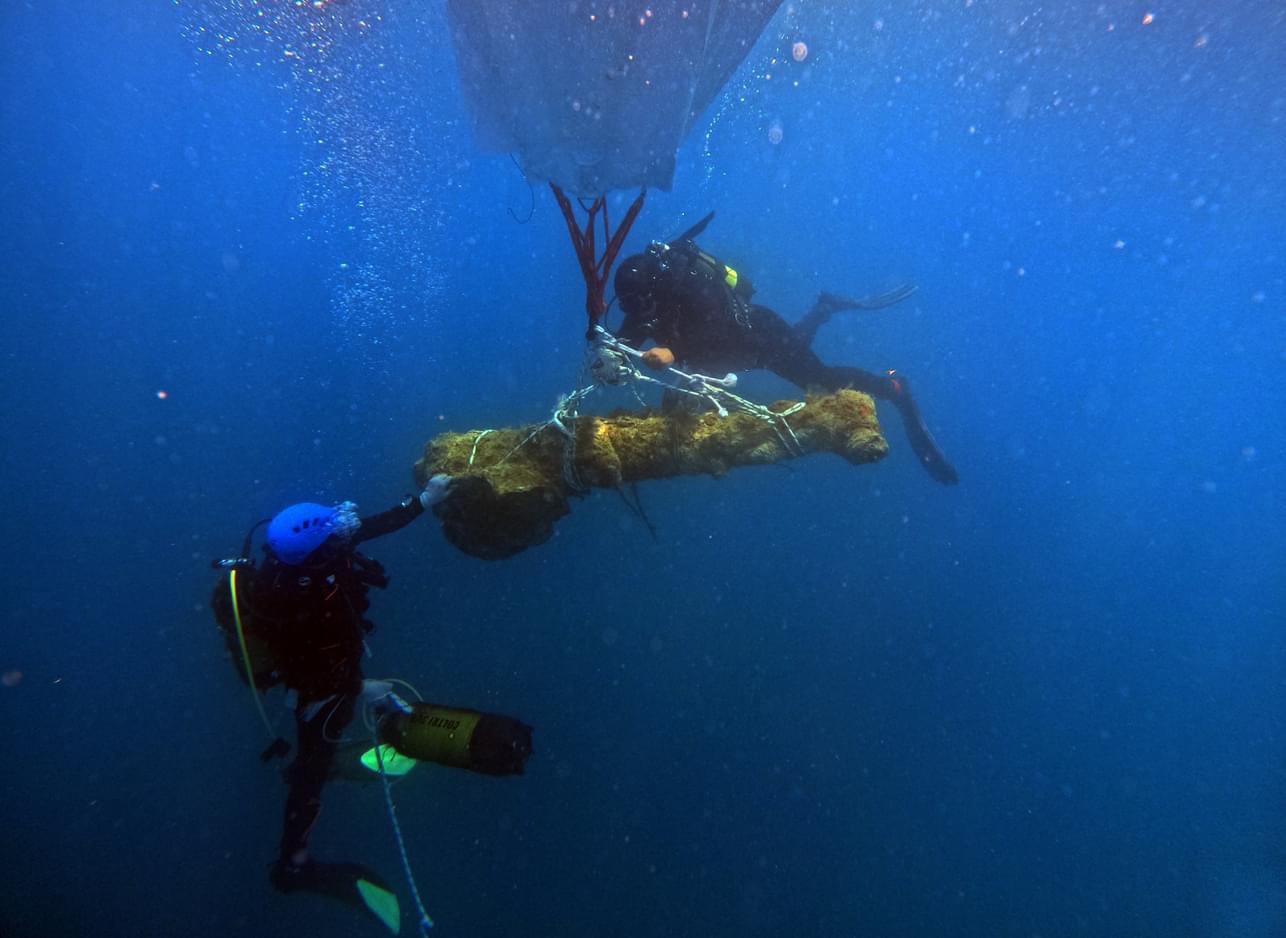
[613,240,959,485]
[212,497,424,875]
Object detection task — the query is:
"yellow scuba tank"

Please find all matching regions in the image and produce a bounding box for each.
[380,703,533,776]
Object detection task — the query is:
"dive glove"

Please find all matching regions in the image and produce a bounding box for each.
[419,473,456,509]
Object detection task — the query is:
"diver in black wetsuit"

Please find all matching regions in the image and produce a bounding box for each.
[612,233,960,485]
[210,478,455,930]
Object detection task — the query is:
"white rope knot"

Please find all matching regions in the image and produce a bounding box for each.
[588,343,633,386]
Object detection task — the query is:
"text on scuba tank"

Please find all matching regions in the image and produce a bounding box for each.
[418,714,461,733]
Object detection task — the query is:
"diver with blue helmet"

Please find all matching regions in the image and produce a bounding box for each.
[210,476,458,930]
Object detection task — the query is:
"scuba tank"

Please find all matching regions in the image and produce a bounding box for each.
[380,703,534,776]
[644,236,756,327]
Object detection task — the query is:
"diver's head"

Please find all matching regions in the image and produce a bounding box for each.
[267,501,360,566]
[614,250,661,317]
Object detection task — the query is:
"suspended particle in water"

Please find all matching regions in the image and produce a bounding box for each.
[1141,12,1154,25]
[156,389,169,400]
[791,40,808,62]
[1005,84,1032,120]
[767,118,784,145]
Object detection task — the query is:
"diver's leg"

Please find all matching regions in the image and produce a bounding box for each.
[792,296,843,349]
[792,283,918,348]
[271,690,402,931]
[769,344,959,485]
[276,693,355,871]
[766,338,890,398]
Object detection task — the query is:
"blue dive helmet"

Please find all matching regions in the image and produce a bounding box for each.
[267,501,360,565]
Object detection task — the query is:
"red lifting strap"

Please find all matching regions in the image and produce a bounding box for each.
[551,184,647,338]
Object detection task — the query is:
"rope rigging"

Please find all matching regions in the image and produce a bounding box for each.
[550,184,647,337]
[459,326,809,491]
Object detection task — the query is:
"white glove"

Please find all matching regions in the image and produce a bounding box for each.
[419,473,456,510]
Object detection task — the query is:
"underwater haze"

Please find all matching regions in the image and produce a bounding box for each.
[2,1,1285,936]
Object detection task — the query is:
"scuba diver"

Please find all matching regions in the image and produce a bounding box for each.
[611,220,960,485]
[209,475,533,932]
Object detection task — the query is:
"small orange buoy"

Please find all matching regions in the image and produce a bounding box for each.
[642,347,675,369]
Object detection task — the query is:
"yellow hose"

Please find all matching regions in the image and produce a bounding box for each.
[230,568,276,740]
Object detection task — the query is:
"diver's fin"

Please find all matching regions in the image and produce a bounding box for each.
[356,876,402,935]
[329,742,418,783]
[795,284,920,348]
[329,741,380,783]
[272,861,402,934]
[901,413,960,485]
[817,282,918,312]
[856,282,918,309]
[888,374,959,486]
[360,744,419,777]
[670,210,714,244]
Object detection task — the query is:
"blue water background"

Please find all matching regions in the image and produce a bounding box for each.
[2,2,1284,936]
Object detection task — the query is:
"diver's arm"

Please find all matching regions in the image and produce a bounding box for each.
[352,476,454,544]
[612,313,672,368]
[353,498,422,544]
[615,311,651,347]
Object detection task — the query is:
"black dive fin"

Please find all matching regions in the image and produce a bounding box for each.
[273,861,401,934]
[891,391,959,486]
[670,210,714,244]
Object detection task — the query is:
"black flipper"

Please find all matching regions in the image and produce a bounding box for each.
[670,210,714,244]
[272,861,401,933]
[887,374,959,486]
[795,284,918,348]
[817,283,918,312]
[898,409,960,485]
